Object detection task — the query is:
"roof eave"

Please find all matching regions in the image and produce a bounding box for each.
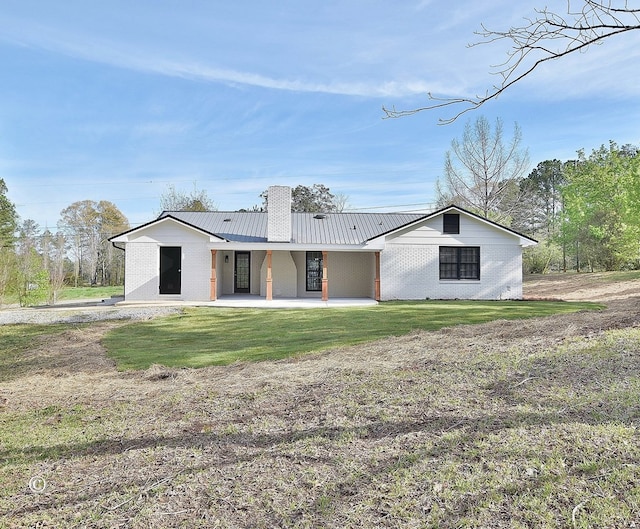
[109,215,229,243]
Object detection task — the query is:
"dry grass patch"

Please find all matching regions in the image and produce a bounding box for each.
[1,281,640,527]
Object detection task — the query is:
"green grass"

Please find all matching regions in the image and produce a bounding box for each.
[1,322,638,528]
[57,285,123,301]
[0,324,71,382]
[0,285,123,306]
[103,300,601,370]
[602,269,640,281]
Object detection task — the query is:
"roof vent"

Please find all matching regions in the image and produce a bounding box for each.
[313,214,327,220]
[223,218,232,222]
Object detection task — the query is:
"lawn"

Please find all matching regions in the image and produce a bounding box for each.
[56,285,123,301]
[104,300,601,370]
[0,285,123,307]
[1,293,638,528]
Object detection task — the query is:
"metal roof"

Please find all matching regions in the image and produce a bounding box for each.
[159,211,426,245]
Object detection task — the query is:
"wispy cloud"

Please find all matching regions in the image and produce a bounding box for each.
[0,18,439,98]
[157,60,437,97]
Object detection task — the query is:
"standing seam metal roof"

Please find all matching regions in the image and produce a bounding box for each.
[159,211,426,244]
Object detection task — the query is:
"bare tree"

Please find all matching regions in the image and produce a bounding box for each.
[160,183,216,212]
[59,200,129,286]
[41,229,68,303]
[383,1,640,123]
[437,116,529,221]
[333,192,351,212]
[96,201,129,285]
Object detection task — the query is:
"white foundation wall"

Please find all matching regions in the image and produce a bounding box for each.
[380,244,523,300]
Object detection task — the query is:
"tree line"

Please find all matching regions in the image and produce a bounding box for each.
[436,117,640,273]
[0,183,129,306]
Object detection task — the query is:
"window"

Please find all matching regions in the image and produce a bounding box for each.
[306,251,323,291]
[439,247,480,280]
[443,213,460,234]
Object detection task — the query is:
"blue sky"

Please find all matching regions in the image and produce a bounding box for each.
[1,1,639,232]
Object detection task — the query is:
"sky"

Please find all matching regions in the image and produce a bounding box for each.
[1,1,639,233]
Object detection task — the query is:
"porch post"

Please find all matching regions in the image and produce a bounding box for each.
[321,250,328,301]
[210,249,217,301]
[375,251,381,301]
[266,250,273,301]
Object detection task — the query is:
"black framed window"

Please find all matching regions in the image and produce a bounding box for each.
[439,247,480,280]
[306,251,323,291]
[443,213,460,234]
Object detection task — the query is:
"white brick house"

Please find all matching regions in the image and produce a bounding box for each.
[109,186,536,303]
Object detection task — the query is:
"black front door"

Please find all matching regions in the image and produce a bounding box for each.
[234,251,250,293]
[159,246,181,294]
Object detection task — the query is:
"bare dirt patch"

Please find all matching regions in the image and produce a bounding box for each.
[524,271,640,301]
[2,274,639,528]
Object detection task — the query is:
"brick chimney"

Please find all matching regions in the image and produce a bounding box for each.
[267,185,292,242]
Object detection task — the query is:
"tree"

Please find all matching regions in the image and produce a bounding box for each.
[260,184,346,212]
[0,246,14,306]
[60,200,98,287]
[15,219,49,306]
[516,160,566,237]
[40,228,68,303]
[561,142,640,270]
[160,184,216,212]
[436,116,529,222]
[96,201,129,285]
[516,160,568,273]
[383,1,640,122]
[0,179,18,304]
[0,178,17,248]
[291,184,337,212]
[59,200,129,286]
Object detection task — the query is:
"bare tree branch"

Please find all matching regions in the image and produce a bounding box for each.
[383,1,640,123]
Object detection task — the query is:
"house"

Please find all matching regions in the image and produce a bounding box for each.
[109,185,537,304]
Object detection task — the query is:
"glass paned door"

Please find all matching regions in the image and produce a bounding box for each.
[234,252,250,293]
[306,251,323,291]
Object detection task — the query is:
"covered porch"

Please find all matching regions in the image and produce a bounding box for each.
[209,248,382,302]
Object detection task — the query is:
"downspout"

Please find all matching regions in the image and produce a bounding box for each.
[375,251,381,301]
[110,241,126,295]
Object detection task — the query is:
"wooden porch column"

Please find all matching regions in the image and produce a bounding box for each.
[210,249,217,301]
[321,250,329,301]
[374,251,381,301]
[266,250,273,301]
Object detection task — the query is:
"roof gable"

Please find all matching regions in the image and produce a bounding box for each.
[373,205,538,246]
[109,215,227,243]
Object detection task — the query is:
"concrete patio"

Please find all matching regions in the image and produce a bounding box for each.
[115,295,378,309]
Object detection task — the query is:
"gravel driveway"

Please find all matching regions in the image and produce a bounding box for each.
[0,298,182,325]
